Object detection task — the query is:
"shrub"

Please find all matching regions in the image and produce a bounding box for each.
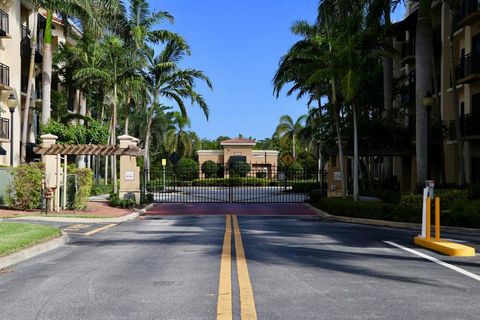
[468,184,480,200]
[191,177,270,187]
[175,159,199,181]
[308,189,325,203]
[201,160,218,178]
[291,182,321,193]
[444,200,480,228]
[256,172,267,179]
[90,184,112,196]
[399,194,422,210]
[6,163,44,210]
[435,189,469,210]
[285,162,303,179]
[230,161,251,177]
[315,197,421,223]
[109,192,136,209]
[71,168,93,210]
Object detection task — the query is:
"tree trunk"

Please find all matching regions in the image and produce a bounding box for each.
[415,4,433,186]
[111,64,118,194]
[144,113,153,179]
[353,104,359,201]
[448,5,466,185]
[332,80,346,197]
[383,2,393,180]
[76,92,87,168]
[41,9,53,125]
[21,11,38,163]
[292,134,296,159]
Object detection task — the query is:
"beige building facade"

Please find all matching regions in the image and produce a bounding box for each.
[197,138,279,178]
[392,1,480,189]
[0,1,75,167]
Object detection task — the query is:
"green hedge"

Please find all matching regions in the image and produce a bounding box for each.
[445,200,480,228]
[314,198,421,223]
[291,182,321,193]
[400,189,469,211]
[109,192,136,208]
[6,163,44,210]
[191,177,271,186]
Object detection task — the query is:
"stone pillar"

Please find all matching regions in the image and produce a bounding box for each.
[40,134,58,189]
[118,135,141,204]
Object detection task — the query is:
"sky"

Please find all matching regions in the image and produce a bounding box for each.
[149,0,406,141]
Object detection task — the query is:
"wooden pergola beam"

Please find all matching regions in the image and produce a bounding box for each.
[33,144,144,156]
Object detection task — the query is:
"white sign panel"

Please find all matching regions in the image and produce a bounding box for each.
[124,171,135,181]
[333,171,342,181]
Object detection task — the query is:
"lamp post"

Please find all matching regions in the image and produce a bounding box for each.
[7,93,17,166]
[422,92,435,180]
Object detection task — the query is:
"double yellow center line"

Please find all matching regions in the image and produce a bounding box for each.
[217,215,257,320]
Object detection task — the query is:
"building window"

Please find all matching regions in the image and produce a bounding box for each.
[0,117,9,139]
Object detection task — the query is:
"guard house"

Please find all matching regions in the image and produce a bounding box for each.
[197,138,279,178]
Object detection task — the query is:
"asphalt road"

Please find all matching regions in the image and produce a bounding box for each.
[1,207,480,319]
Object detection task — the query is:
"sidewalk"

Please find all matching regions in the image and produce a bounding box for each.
[0,201,142,223]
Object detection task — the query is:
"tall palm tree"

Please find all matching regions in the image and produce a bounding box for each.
[143,43,212,173]
[164,112,200,158]
[415,0,433,186]
[273,115,307,160]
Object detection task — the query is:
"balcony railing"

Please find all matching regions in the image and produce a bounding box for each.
[456,0,480,26]
[447,113,480,140]
[0,62,9,87]
[401,38,415,64]
[456,51,480,81]
[0,9,8,37]
[0,117,9,140]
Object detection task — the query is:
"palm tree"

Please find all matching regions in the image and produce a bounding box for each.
[143,43,212,173]
[273,115,307,160]
[164,112,200,158]
[415,0,433,186]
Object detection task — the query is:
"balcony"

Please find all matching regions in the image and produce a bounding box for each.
[400,38,415,65]
[0,118,9,140]
[20,25,43,63]
[456,51,480,83]
[0,9,8,38]
[0,62,9,89]
[21,74,42,100]
[456,0,480,28]
[447,113,480,141]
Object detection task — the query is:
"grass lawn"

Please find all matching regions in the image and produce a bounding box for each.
[0,223,61,257]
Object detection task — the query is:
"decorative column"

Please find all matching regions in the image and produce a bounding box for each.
[40,134,59,211]
[118,135,141,204]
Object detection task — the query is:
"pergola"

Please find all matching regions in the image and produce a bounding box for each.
[33,144,144,156]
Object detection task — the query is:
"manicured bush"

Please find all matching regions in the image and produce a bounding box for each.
[444,200,480,228]
[315,197,421,223]
[90,184,113,196]
[400,189,469,211]
[467,184,480,200]
[308,189,326,203]
[72,168,93,210]
[6,163,44,210]
[191,177,270,187]
[201,160,218,178]
[230,161,251,177]
[109,192,136,209]
[291,182,321,193]
[256,172,267,179]
[286,162,304,179]
[175,159,199,181]
[399,193,422,210]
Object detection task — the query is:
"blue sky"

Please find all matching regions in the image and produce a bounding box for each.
[150,1,406,140]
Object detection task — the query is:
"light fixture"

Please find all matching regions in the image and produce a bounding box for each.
[7,93,17,112]
[422,92,434,109]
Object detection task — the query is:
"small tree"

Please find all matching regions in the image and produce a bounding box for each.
[201,160,218,178]
[230,161,251,177]
[175,158,199,181]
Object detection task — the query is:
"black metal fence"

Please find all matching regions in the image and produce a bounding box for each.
[142,162,325,203]
[0,62,9,87]
[0,9,8,36]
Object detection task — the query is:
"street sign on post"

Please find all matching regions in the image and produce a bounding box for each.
[162,159,167,191]
[281,154,294,167]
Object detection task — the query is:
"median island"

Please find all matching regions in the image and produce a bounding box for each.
[0,223,61,257]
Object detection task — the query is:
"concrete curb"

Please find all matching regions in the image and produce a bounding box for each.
[138,204,153,216]
[0,231,68,270]
[305,203,480,235]
[9,211,140,224]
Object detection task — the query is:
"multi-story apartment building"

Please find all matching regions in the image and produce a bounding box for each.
[0,1,75,167]
[392,0,480,190]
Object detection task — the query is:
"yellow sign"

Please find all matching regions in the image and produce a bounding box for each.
[281,154,294,166]
[162,159,167,166]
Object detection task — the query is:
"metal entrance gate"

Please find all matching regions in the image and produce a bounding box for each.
[141,162,325,203]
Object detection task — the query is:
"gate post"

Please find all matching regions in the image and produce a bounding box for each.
[118,135,141,204]
[40,134,59,211]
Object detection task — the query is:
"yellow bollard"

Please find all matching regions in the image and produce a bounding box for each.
[426,197,431,240]
[435,197,440,241]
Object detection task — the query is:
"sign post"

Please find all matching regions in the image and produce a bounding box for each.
[281,154,294,191]
[162,159,167,191]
